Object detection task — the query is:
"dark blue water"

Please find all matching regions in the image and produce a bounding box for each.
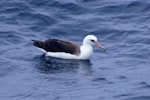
[0,0,150,100]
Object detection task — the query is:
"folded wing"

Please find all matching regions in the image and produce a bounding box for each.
[32,39,80,55]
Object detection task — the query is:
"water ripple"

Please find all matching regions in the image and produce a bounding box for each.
[0,0,150,100]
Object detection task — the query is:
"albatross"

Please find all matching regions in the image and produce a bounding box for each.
[32,35,105,60]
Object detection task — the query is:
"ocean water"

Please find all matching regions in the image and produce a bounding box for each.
[0,0,150,100]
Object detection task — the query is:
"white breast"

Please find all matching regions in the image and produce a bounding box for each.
[78,45,93,60]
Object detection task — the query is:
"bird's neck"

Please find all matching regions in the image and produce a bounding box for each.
[79,44,93,60]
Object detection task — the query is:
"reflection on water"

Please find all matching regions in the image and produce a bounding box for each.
[34,55,92,75]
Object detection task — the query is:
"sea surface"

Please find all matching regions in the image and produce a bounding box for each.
[0,0,150,100]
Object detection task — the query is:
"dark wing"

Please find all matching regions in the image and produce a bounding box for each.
[32,39,80,55]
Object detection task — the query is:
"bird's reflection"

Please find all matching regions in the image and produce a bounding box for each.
[34,55,92,75]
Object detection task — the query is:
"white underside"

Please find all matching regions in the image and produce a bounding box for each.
[36,45,93,60]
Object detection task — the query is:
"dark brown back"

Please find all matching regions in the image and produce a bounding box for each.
[34,39,81,55]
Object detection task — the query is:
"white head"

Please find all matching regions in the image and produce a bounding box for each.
[83,35,106,51]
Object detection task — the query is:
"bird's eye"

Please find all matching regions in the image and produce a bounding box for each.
[91,39,95,42]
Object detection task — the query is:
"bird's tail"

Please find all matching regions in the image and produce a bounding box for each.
[31,40,43,48]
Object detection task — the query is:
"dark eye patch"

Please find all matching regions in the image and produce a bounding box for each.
[91,39,95,42]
